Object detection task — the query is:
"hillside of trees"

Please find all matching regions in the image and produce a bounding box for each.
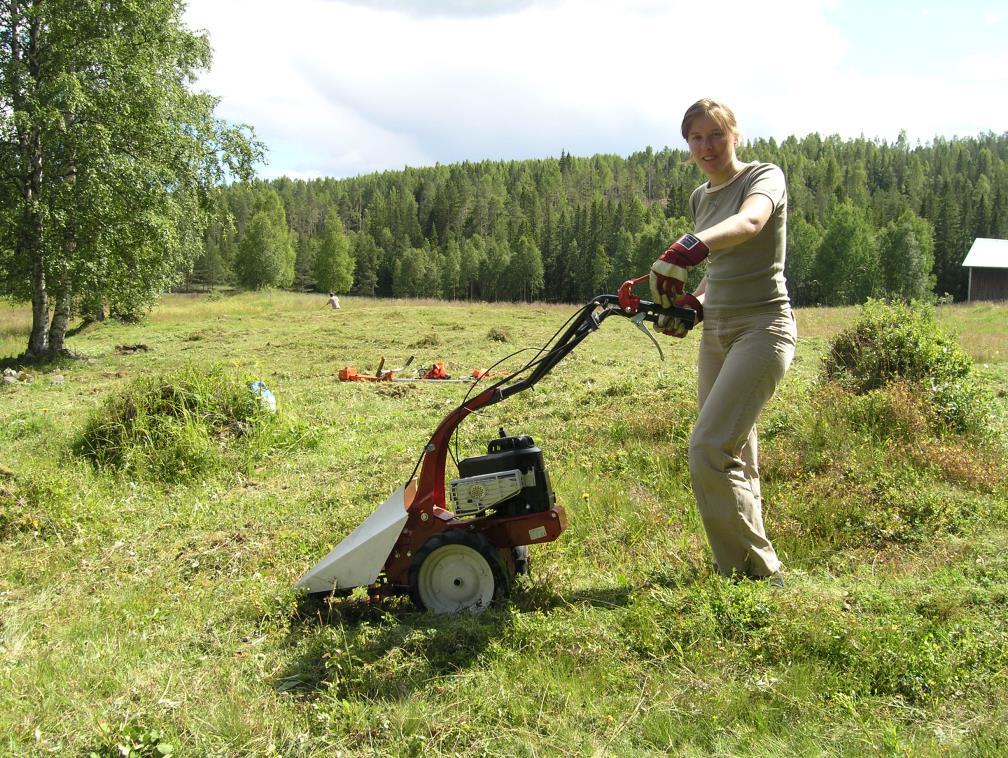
[193,132,1008,306]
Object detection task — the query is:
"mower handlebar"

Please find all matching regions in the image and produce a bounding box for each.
[412,288,697,503]
[496,292,694,401]
[615,274,699,330]
[597,292,698,330]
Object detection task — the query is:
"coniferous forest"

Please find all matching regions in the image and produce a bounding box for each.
[195,132,1008,307]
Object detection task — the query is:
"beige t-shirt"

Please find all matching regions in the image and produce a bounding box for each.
[689,162,790,317]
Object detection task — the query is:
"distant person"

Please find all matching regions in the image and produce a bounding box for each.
[649,97,796,586]
[325,292,341,310]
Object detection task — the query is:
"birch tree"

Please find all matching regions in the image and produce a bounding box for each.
[0,0,261,360]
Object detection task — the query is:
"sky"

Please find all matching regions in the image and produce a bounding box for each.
[182,0,1008,180]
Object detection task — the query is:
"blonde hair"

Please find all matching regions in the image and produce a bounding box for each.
[681,98,740,141]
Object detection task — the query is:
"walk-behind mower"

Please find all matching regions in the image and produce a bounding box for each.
[294,277,697,613]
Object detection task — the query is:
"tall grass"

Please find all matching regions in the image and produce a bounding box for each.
[1,293,1007,755]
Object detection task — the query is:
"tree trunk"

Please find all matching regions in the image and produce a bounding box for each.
[27,253,49,358]
[17,5,50,360]
[47,131,79,356]
[48,290,71,354]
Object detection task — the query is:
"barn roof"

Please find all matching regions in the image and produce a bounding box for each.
[962,238,1008,269]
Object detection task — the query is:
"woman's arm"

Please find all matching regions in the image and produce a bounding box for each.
[694,193,774,252]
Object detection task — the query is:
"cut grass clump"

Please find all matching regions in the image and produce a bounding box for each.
[487,326,513,343]
[822,299,996,437]
[75,364,278,480]
[411,332,441,348]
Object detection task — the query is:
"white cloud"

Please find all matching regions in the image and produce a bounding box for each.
[957,52,1008,85]
[184,0,1005,179]
[983,8,1008,24]
[331,0,561,18]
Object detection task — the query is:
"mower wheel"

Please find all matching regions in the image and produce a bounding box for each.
[409,530,511,614]
[513,545,531,576]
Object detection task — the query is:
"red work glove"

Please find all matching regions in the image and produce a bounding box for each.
[656,292,704,338]
[648,233,710,309]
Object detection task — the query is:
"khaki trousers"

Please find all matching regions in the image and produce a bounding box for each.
[688,308,797,578]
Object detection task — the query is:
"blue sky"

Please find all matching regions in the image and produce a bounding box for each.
[183,0,1008,180]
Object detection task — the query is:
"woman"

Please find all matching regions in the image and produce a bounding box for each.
[649,98,796,583]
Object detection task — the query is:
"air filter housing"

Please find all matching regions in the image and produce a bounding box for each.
[449,434,555,519]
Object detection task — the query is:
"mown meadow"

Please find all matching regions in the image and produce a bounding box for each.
[1,292,1007,756]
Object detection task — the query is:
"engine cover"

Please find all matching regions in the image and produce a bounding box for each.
[450,434,555,519]
[450,468,524,518]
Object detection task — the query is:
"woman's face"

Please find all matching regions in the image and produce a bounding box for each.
[685,113,738,182]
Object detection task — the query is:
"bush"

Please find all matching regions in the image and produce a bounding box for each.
[822,299,995,436]
[76,364,277,480]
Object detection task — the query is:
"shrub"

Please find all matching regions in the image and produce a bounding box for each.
[76,364,277,480]
[822,299,995,436]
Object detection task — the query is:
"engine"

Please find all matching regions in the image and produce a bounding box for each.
[449,431,556,519]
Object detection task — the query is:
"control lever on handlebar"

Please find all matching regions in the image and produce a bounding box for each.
[630,311,664,361]
[617,275,698,328]
[614,273,700,361]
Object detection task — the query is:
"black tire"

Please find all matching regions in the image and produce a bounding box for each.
[408,529,511,613]
[513,545,531,576]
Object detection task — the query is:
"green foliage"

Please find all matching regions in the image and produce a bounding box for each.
[234,192,296,290]
[878,210,936,301]
[0,0,262,358]
[509,235,544,301]
[350,231,382,296]
[785,213,823,305]
[211,132,1008,307]
[88,722,174,757]
[392,245,439,298]
[190,189,238,290]
[823,299,996,436]
[75,364,280,480]
[810,202,879,306]
[312,212,354,294]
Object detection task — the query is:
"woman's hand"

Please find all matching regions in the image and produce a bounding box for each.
[656,292,704,338]
[649,234,710,307]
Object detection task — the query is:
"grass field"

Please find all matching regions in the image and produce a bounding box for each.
[1,292,1007,756]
